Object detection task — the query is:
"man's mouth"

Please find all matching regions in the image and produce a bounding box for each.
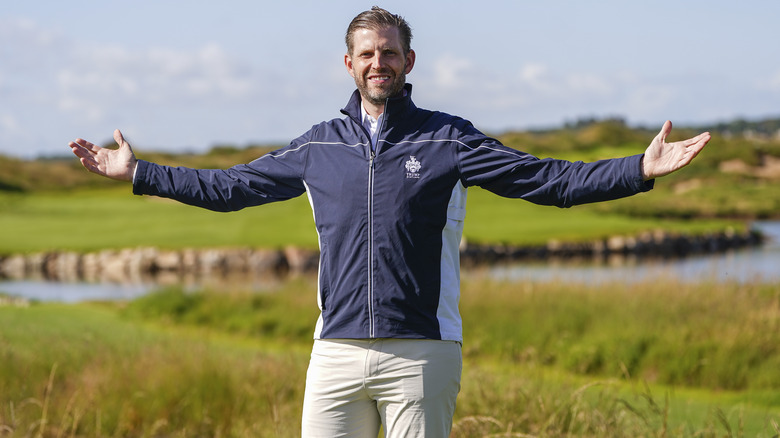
[368,75,391,83]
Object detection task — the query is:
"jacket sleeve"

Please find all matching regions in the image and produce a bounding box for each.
[455,126,654,208]
[132,134,310,212]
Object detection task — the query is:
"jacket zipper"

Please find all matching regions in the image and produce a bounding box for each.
[349,111,378,339]
[367,149,375,338]
[362,104,388,339]
[367,108,390,338]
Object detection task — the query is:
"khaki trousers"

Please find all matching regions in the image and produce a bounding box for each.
[301,338,462,437]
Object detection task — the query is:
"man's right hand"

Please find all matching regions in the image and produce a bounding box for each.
[69,129,138,182]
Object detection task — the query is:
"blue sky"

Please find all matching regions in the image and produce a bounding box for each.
[2,1,779,158]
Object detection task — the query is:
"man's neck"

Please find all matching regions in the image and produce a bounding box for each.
[362,100,385,119]
[359,86,408,118]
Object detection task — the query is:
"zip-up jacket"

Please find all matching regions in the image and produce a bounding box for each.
[132,84,654,342]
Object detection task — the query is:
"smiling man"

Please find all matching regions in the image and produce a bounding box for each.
[345,17,415,118]
[69,6,710,437]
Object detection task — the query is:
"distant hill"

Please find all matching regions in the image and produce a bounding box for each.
[694,117,780,139]
[533,115,780,139]
[2,115,779,221]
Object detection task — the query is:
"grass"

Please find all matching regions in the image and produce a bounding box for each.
[0,186,744,255]
[1,123,778,436]
[462,187,743,246]
[0,301,309,437]
[2,278,779,437]
[1,121,774,255]
[459,277,780,392]
[0,188,319,254]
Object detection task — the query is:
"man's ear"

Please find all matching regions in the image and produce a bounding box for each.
[404,49,416,74]
[344,53,356,78]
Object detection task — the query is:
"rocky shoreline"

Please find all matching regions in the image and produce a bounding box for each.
[0,228,764,285]
[460,227,764,267]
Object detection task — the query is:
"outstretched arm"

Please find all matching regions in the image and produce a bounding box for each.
[69,129,138,182]
[642,121,710,180]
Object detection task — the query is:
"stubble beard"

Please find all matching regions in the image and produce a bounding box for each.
[357,69,407,107]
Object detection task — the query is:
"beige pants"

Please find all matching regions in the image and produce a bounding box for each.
[301,338,462,437]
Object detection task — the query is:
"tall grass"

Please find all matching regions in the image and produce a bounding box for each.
[460,276,780,392]
[2,278,779,437]
[0,302,309,437]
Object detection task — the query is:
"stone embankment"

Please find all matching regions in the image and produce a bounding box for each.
[459,228,763,267]
[0,228,764,284]
[0,246,319,285]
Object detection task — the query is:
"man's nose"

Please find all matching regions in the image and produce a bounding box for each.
[371,52,386,69]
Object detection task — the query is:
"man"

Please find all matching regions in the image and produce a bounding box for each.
[69,6,710,437]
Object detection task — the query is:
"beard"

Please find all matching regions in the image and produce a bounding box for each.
[355,68,407,107]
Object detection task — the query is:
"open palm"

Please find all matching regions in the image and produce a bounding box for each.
[642,121,710,180]
[69,129,137,182]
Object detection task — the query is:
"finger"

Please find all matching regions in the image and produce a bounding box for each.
[657,120,672,143]
[688,134,710,157]
[71,148,97,168]
[71,139,101,158]
[693,131,711,145]
[69,141,95,159]
[113,129,124,146]
[114,129,133,152]
[679,132,711,149]
[78,155,102,175]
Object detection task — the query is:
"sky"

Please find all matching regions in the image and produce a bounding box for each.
[2,0,779,158]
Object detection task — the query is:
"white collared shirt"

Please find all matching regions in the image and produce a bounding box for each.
[360,104,383,151]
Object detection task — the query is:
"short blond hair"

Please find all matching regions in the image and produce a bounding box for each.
[345,6,413,55]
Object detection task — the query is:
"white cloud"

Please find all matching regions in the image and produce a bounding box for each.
[54,41,264,110]
[415,54,630,127]
[762,70,780,92]
[0,113,20,132]
[0,17,314,157]
[518,63,547,84]
[1,4,778,158]
[431,53,475,89]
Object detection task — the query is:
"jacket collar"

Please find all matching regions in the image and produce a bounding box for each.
[341,83,416,124]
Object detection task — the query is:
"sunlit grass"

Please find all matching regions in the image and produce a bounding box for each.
[0,302,309,437]
[0,188,318,253]
[2,278,779,437]
[463,187,743,245]
[0,187,743,255]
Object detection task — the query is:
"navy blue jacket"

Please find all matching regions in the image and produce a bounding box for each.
[133,84,653,342]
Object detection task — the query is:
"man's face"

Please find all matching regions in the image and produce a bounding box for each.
[345,26,415,109]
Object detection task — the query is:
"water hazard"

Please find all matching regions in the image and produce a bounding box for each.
[2,222,779,303]
[479,221,780,285]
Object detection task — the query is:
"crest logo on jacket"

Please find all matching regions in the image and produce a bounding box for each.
[405,156,422,179]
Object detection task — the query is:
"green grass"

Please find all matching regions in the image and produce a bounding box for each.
[0,188,319,254]
[2,121,776,255]
[0,186,743,255]
[0,301,309,437]
[463,187,743,246]
[459,277,780,392]
[3,278,778,437]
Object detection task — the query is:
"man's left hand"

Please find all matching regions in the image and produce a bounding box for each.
[642,120,710,180]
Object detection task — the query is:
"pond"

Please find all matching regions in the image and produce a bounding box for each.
[481,220,780,285]
[2,222,778,303]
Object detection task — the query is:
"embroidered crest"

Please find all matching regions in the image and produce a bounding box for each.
[405,156,422,179]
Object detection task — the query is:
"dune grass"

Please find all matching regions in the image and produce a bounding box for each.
[0,301,309,437]
[2,277,779,437]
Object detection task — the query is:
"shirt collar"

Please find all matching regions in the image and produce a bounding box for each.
[360,103,382,138]
[360,104,382,149]
[359,88,409,123]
